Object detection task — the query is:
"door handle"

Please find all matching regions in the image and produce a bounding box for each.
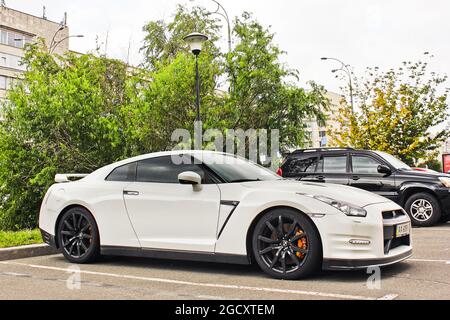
[352,176,360,181]
[124,191,139,196]
[316,176,325,181]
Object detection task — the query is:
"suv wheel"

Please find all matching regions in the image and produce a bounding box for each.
[405,193,441,227]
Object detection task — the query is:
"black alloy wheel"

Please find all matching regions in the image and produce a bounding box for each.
[252,208,321,280]
[58,207,100,263]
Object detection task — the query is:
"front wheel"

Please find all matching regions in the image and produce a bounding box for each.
[57,207,100,264]
[252,208,322,280]
[405,193,442,227]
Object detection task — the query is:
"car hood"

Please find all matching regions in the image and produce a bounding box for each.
[241,180,392,208]
[398,169,450,179]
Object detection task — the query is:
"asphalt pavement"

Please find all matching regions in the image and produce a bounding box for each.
[0,223,449,300]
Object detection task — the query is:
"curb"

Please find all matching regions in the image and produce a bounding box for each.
[0,244,59,261]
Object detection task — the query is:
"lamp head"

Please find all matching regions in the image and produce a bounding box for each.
[184,32,208,56]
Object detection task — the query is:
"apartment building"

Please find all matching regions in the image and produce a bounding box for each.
[304,91,343,148]
[0,3,70,115]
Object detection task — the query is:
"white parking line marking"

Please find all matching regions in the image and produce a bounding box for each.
[377,294,399,300]
[0,261,395,301]
[409,258,450,264]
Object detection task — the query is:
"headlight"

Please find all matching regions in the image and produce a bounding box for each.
[439,177,450,188]
[299,194,367,217]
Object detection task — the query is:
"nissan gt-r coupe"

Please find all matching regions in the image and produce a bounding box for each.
[39,151,413,279]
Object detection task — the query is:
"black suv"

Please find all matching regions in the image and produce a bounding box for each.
[279,148,450,227]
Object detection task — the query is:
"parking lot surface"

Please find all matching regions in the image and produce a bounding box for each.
[0,223,449,300]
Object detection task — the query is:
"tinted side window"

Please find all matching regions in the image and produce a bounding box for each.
[137,156,207,184]
[352,156,381,174]
[284,156,318,176]
[106,162,137,182]
[318,156,347,173]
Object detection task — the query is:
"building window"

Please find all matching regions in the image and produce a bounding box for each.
[0,28,33,49]
[0,53,26,71]
[0,75,6,90]
[0,75,18,90]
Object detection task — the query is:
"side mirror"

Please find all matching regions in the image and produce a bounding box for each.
[378,165,392,175]
[178,171,202,186]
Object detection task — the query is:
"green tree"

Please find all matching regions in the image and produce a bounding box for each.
[0,44,131,230]
[224,13,327,149]
[331,56,449,165]
[139,7,328,151]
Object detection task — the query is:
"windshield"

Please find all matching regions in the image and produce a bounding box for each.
[196,153,281,183]
[374,151,411,170]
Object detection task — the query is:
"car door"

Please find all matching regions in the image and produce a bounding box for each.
[123,155,221,253]
[349,153,398,201]
[315,153,350,185]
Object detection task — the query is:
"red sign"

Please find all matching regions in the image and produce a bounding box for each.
[443,154,450,174]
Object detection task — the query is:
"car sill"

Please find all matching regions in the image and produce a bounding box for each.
[100,246,251,265]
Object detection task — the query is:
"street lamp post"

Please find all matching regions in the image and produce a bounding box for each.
[50,25,66,51]
[49,35,84,53]
[184,32,209,123]
[190,0,231,53]
[210,0,232,53]
[321,57,355,114]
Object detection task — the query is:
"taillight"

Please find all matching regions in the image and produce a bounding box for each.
[276,168,283,177]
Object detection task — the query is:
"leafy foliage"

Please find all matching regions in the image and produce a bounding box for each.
[330,56,449,165]
[0,46,131,230]
[138,7,329,151]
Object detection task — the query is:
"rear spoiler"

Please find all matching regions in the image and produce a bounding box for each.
[55,174,89,183]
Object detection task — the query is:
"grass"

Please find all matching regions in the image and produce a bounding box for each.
[0,229,43,248]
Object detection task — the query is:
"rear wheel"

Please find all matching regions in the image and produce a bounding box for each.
[252,208,322,280]
[57,207,100,264]
[405,193,441,227]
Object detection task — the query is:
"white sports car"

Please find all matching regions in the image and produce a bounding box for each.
[39,151,413,279]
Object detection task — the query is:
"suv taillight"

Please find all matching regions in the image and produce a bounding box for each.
[276,168,283,177]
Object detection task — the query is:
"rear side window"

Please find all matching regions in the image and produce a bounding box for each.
[318,156,348,173]
[283,156,319,176]
[106,162,137,182]
[136,156,207,184]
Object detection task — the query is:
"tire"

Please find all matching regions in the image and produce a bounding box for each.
[57,207,100,264]
[405,193,442,227]
[252,208,322,280]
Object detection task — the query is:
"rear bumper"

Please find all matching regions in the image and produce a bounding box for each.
[40,229,57,249]
[323,249,413,270]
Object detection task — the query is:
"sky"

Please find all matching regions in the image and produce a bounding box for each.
[4,0,450,96]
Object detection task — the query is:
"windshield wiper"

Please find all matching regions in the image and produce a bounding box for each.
[229,178,262,183]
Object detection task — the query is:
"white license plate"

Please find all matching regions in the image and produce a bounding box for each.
[396,223,410,238]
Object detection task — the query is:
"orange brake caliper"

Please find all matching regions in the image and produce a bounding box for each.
[295,230,307,259]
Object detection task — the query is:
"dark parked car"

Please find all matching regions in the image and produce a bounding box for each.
[279,148,450,227]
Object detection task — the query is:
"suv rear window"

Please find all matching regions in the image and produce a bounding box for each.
[283,155,319,176]
[318,156,347,173]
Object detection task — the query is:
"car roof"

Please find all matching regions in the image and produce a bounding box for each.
[86,150,234,181]
[288,148,383,155]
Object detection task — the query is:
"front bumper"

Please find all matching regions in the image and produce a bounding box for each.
[435,188,450,216]
[313,202,413,270]
[323,249,413,270]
